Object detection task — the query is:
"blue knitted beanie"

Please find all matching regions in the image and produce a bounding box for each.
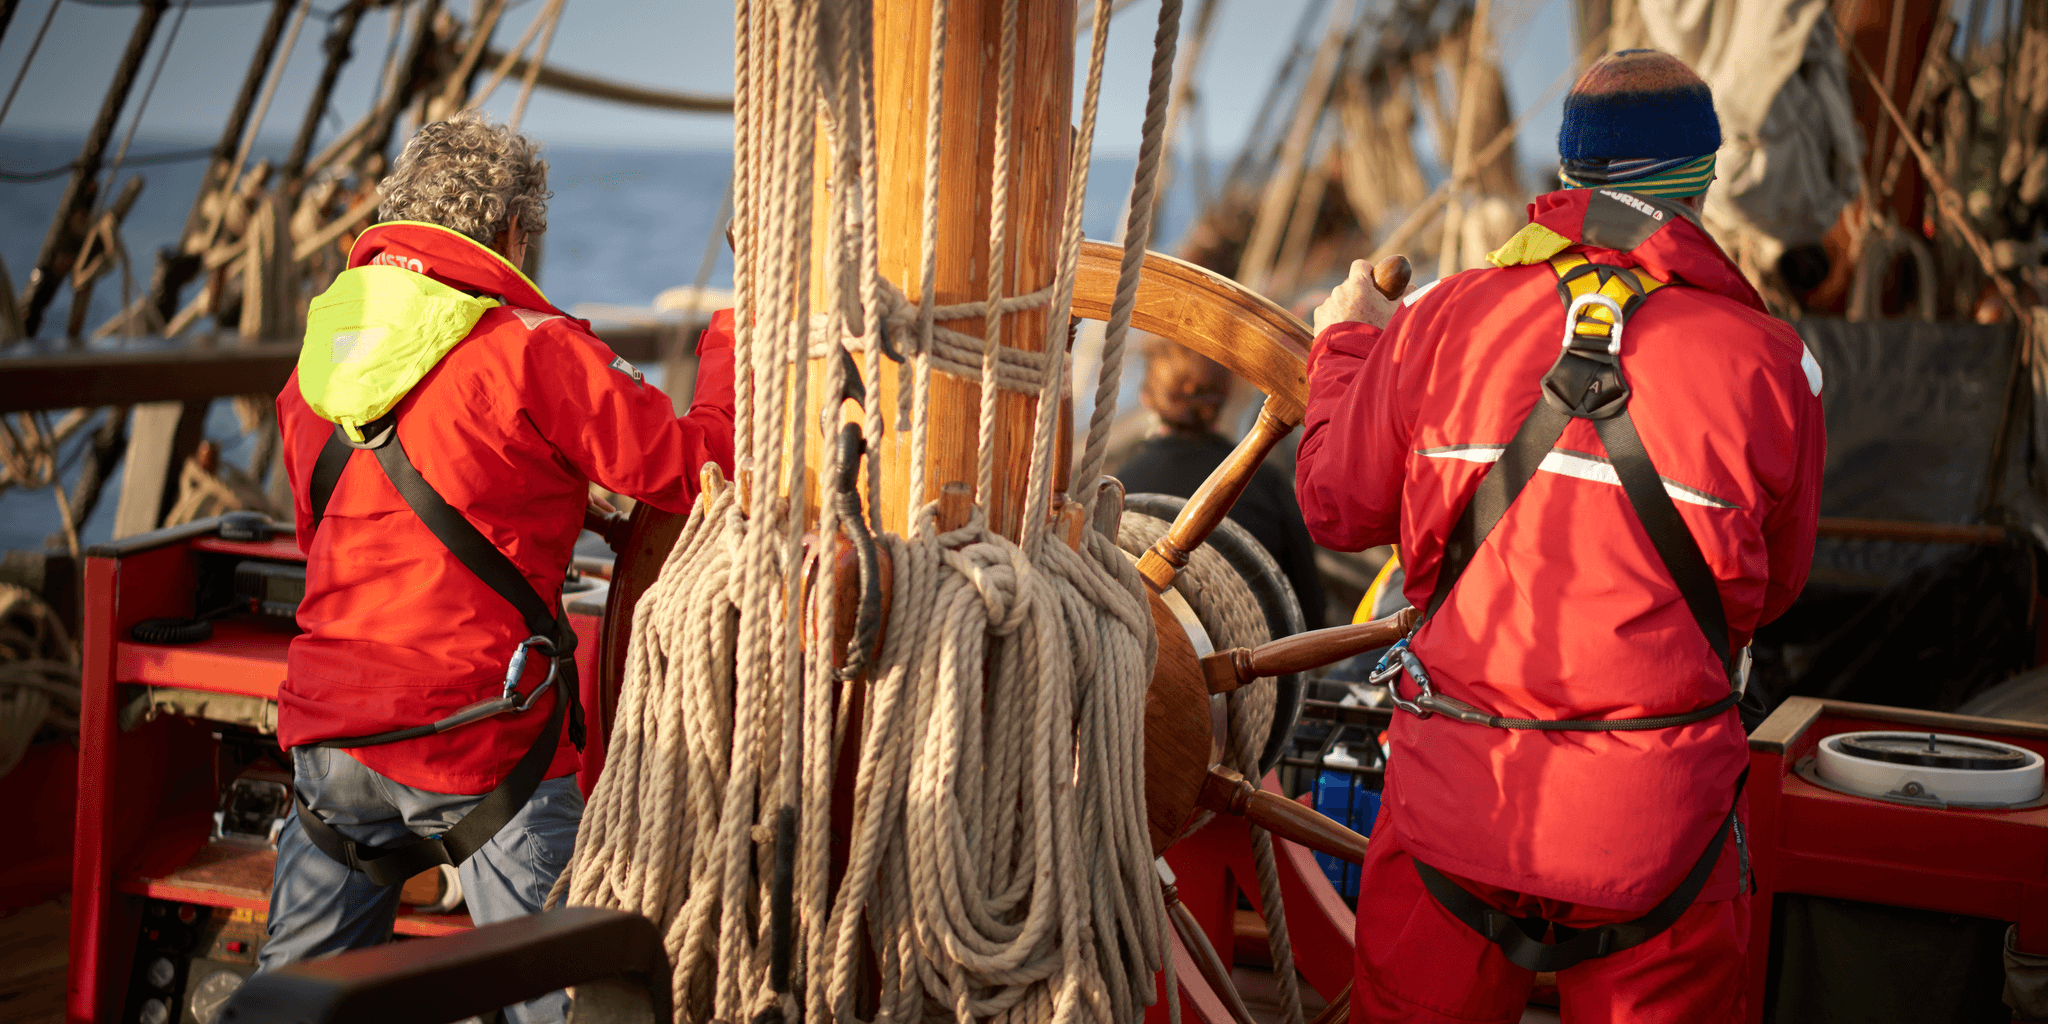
[1558,49,1721,162]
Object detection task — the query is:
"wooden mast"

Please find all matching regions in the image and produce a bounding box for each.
[851,0,1075,539]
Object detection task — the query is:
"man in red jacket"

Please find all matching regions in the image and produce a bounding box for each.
[257,112,734,1024]
[1296,52,1823,1021]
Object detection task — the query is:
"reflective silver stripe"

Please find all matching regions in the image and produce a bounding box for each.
[1404,277,1443,306]
[1799,342,1824,395]
[1416,444,1740,510]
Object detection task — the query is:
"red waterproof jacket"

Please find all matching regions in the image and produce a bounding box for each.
[277,222,736,794]
[1296,189,1824,911]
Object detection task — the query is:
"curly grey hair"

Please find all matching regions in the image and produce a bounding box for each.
[377,111,550,246]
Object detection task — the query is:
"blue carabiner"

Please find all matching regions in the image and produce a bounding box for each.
[1368,637,1410,686]
[1368,636,1436,719]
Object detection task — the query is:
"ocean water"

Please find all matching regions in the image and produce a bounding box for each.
[0,132,1205,551]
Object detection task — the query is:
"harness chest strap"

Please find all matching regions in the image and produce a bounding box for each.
[1389,251,1753,970]
[1375,252,1743,732]
[294,411,584,884]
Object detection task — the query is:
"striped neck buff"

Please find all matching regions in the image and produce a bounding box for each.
[1559,152,1716,198]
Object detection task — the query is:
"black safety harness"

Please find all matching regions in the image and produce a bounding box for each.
[295,410,584,887]
[1370,235,1751,971]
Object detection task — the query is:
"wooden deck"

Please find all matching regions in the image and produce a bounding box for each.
[0,899,66,1024]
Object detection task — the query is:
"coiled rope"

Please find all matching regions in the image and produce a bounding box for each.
[0,584,80,780]
[554,1,1197,1022]
[1116,509,1306,1024]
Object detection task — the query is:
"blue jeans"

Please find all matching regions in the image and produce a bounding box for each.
[258,746,584,1024]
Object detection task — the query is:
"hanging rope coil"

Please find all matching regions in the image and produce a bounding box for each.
[556,0,1193,1021]
[560,470,1163,1024]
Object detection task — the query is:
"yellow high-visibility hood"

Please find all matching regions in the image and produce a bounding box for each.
[297,265,498,441]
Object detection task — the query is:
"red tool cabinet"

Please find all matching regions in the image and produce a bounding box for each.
[67,517,607,1024]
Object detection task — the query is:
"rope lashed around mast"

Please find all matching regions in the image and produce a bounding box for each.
[552,2,1216,1023]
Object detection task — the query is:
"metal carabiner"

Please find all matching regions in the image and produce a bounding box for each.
[1369,637,1437,719]
[1562,292,1627,358]
[501,635,559,711]
[1367,638,1407,687]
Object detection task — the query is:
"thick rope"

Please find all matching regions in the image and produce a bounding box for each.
[1072,0,1181,520]
[556,2,1186,1022]
[562,472,1164,1024]
[906,0,950,509]
[977,0,1021,506]
[807,278,1063,396]
[0,584,78,780]
[1117,512,1307,1024]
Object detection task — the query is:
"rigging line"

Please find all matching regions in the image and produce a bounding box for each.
[670,171,732,370]
[1071,0,1143,39]
[0,145,213,184]
[505,0,560,128]
[65,0,277,7]
[1222,0,1329,190]
[1146,0,1219,213]
[373,0,406,104]
[469,0,552,109]
[1368,22,1609,263]
[207,0,309,249]
[0,0,61,131]
[99,0,194,213]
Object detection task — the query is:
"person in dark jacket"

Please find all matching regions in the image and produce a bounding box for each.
[1114,336,1327,628]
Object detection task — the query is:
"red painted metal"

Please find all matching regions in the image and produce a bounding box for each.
[67,525,551,1022]
[189,536,307,561]
[1147,773,1361,1024]
[69,523,622,1021]
[0,741,77,912]
[569,609,606,797]
[72,553,123,1024]
[114,619,290,698]
[1743,698,2048,1024]
[1166,815,1242,965]
[1146,928,1241,1024]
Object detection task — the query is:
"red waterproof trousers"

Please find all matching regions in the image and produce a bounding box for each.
[1351,809,1748,1024]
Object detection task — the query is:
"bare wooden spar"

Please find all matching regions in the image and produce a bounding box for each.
[858,0,1075,538]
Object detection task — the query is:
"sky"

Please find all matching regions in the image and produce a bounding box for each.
[0,0,1575,164]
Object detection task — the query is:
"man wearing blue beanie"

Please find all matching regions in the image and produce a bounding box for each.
[1296,50,1825,1021]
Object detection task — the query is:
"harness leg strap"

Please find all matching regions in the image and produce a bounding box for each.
[1412,768,1748,973]
[293,687,566,887]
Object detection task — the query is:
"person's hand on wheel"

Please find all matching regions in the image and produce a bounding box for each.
[1313,259,1399,335]
[584,494,631,557]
